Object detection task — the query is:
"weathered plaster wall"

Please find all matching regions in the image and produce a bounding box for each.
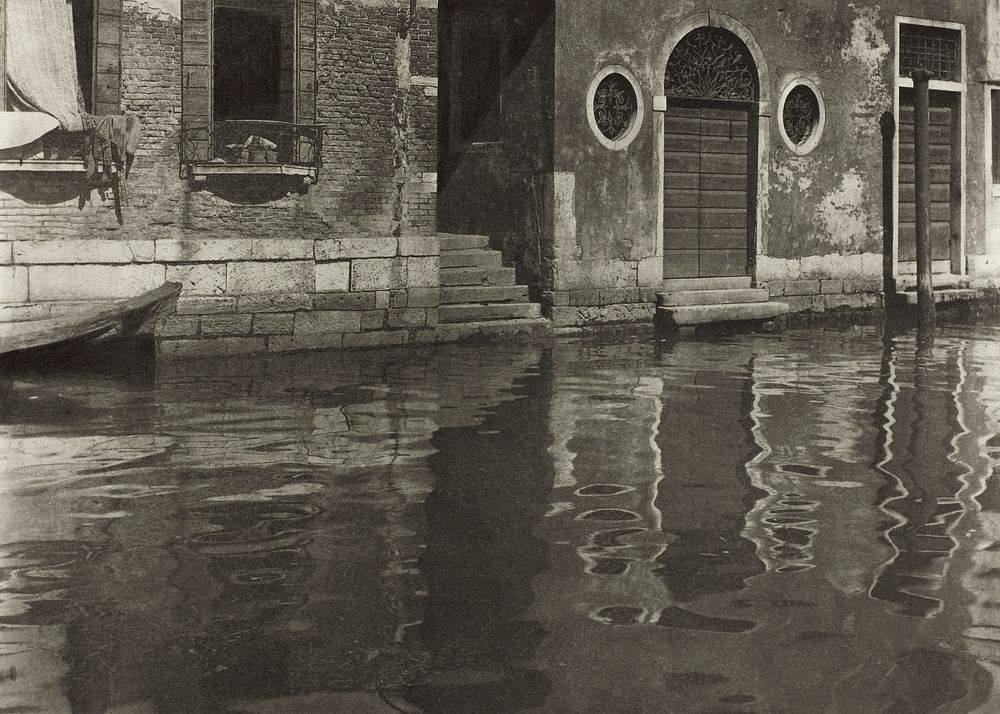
[551,0,988,300]
[980,0,1000,282]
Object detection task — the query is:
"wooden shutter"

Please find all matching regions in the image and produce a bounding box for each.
[993,90,1000,184]
[181,0,211,160]
[297,0,316,124]
[93,0,122,115]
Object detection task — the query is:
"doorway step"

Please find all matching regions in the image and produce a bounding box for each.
[656,277,790,328]
[892,274,977,307]
[436,233,549,338]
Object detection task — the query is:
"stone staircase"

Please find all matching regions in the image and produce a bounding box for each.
[656,277,790,328]
[436,233,549,337]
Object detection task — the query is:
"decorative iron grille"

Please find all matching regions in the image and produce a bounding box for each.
[665,27,758,101]
[782,85,819,145]
[900,24,960,82]
[179,120,324,176]
[593,73,638,141]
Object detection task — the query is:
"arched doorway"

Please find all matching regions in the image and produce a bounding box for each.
[662,27,759,279]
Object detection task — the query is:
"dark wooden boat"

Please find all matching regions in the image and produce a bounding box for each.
[0,282,182,359]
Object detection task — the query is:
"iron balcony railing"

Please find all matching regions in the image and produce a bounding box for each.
[179,119,324,177]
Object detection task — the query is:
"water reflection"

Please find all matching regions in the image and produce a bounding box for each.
[1,328,1000,711]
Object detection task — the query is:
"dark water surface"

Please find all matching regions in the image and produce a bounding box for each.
[2,326,1000,713]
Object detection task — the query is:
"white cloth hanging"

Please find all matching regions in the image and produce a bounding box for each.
[5,0,85,130]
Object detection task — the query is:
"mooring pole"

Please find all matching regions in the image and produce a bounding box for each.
[912,69,935,329]
[880,111,896,298]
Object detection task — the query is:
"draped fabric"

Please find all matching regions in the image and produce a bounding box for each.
[5,0,85,130]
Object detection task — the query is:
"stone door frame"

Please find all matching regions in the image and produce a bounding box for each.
[654,13,771,284]
[892,15,967,279]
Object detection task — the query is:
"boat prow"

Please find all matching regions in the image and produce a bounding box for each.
[0,282,182,359]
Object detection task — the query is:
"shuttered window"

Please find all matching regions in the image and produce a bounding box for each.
[993,90,1000,184]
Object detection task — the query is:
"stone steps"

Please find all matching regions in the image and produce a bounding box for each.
[658,288,769,307]
[657,301,790,327]
[439,233,490,251]
[439,302,543,323]
[440,249,503,269]
[893,288,979,306]
[657,278,787,328]
[438,233,543,328]
[441,285,529,305]
[439,266,517,287]
[663,276,752,292]
[896,273,970,290]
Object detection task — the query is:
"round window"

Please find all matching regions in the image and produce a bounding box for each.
[588,66,644,150]
[779,81,824,154]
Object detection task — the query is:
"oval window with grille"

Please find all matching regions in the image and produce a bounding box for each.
[588,66,644,150]
[779,80,825,154]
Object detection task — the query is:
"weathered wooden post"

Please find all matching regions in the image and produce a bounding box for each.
[880,111,896,298]
[912,69,935,328]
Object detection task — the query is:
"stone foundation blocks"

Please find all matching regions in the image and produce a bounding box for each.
[295,310,361,334]
[200,314,253,336]
[252,313,295,335]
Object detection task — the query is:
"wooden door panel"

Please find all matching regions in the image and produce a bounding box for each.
[698,174,748,192]
[898,202,953,223]
[665,133,701,152]
[701,154,746,175]
[664,189,700,207]
[665,152,701,173]
[700,228,747,250]
[663,103,753,278]
[664,171,699,190]
[700,190,747,208]
[664,209,700,228]
[700,118,748,137]
[664,116,703,136]
[897,88,958,268]
[898,222,953,261]
[664,250,700,278]
[700,250,747,277]
[700,208,747,230]
[664,227,700,249]
[701,136,748,154]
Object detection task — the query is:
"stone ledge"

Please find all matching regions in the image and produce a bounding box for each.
[548,303,655,328]
[13,240,155,264]
[657,301,790,326]
[158,336,266,358]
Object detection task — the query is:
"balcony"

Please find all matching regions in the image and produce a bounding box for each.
[180,120,324,183]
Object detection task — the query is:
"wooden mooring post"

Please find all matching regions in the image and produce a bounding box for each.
[912,69,936,330]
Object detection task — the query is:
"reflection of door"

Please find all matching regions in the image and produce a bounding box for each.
[662,26,759,279]
[663,100,754,278]
[897,89,961,274]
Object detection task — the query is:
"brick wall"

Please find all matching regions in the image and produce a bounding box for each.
[0,0,438,242]
[0,0,444,353]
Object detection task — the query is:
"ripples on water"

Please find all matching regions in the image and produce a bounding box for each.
[2,326,1000,712]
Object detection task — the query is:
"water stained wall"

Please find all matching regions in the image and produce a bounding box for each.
[547,0,990,317]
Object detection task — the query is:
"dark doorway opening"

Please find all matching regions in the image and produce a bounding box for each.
[72,0,95,113]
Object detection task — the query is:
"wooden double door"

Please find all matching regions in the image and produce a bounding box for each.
[663,99,757,279]
[897,88,962,274]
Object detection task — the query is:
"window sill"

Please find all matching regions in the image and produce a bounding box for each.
[184,163,318,182]
[0,159,86,173]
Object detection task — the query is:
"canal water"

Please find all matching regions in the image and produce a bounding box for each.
[2,325,1000,713]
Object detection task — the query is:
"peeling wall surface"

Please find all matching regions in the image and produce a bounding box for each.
[552,0,990,290]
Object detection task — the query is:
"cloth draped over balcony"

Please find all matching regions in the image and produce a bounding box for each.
[5,0,86,131]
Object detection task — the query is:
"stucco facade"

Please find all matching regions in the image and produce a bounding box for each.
[533,0,994,325]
